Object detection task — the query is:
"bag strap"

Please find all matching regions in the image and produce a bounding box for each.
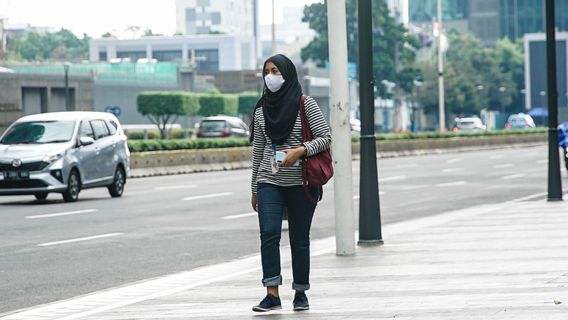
[299,95,312,142]
[299,95,322,203]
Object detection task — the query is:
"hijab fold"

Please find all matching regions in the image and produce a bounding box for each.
[250,54,303,145]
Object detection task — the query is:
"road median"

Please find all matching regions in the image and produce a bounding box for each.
[129,133,547,178]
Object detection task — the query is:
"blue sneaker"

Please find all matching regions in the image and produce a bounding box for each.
[252,294,282,312]
[293,292,309,311]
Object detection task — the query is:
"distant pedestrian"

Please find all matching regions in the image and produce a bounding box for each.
[249,54,331,312]
[559,121,568,173]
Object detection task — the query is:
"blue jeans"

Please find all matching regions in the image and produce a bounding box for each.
[257,183,319,291]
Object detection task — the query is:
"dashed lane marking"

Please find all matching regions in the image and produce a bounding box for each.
[181,192,233,201]
[435,181,466,187]
[493,164,514,169]
[26,209,97,219]
[38,233,124,247]
[221,212,257,220]
[501,173,526,180]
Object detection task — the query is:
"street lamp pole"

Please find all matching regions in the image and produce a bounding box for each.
[545,0,563,201]
[357,0,383,246]
[63,62,71,111]
[437,0,446,131]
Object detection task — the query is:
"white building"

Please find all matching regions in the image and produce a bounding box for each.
[89,35,256,71]
[175,0,255,37]
[258,6,316,62]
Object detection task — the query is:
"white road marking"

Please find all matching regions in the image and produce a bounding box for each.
[353,192,385,200]
[38,233,124,247]
[442,168,464,173]
[181,192,233,201]
[446,158,463,164]
[221,212,257,220]
[26,209,97,220]
[395,164,418,168]
[380,175,406,182]
[501,173,526,180]
[399,185,428,191]
[493,164,514,169]
[155,185,197,191]
[9,192,549,320]
[537,159,548,164]
[489,155,504,159]
[435,181,466,187]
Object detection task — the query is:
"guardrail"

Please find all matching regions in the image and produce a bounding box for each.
[129,133,547,178]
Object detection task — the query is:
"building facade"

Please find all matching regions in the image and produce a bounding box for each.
[0,72,94,133]
[175,0,255,36]
[524,33,568,119]
[409,0,568,45]
[89,35,256,71]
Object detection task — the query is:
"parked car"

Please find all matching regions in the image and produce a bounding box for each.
[452,117,486,132]
[0,112,129,202]
[196,116,249,138]
[505,113,536,129]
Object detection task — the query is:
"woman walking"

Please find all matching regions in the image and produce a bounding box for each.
[250,54,331,312]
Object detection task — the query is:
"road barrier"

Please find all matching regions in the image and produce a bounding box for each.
[129,133,547,177]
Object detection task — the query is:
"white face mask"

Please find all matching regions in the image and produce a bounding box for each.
[265,74,285,92]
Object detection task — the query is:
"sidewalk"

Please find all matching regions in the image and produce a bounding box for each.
[3,195,568,319]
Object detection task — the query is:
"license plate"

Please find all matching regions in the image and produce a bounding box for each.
[4,170,30,180]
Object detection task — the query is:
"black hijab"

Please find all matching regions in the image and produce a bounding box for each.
[250,54,303,145]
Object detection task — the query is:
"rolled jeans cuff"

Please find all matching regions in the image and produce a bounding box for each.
[262,275,282,287]
[292,282,310,291]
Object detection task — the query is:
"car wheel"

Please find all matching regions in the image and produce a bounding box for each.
[34,192,48,200]
[108,166,125,198]
[62,170,80,202]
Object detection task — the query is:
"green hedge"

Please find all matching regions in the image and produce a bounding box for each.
[127,129,546,153]
[351,128,548,142]
[238,92,260,115]
[128,138,250,152]
[197,93,238,116]
[126,129,195,140]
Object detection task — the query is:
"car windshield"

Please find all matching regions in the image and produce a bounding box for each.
[458,121,475,127]
[200,120,226,131]
[0,120,76,145]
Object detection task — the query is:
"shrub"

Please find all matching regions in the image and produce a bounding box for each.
[238,92,260,115]
[198,93,238,116]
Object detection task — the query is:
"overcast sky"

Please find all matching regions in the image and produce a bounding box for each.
[0,0,321,38]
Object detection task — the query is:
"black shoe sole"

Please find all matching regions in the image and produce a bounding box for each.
[293,306,310,311]
[252,305,282,312]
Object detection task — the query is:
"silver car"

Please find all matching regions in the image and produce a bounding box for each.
[0,112,129,202]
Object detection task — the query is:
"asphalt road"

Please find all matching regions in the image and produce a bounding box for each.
[0,145,559,314]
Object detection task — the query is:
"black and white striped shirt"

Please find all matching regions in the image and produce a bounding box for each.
[251,96,331,195]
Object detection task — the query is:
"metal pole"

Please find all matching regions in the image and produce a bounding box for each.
[545,0,563,201]
[64,64,70,111]
[327,0,355,255]
[437,0,445,131]
[271,0,276,55]
[358,0,383,246]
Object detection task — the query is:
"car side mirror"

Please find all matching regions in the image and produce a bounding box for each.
[79,136,95,146]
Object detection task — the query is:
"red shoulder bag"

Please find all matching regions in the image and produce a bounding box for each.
[299,95,333,203]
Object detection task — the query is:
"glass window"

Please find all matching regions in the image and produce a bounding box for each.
[91,120,110,139]
[153,50,183,62]
[105,120,117,135]
[79,121,95,138]
[0,120,76,145]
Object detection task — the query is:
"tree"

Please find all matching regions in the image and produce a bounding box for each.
[137,92,199,139]
[6,28,89,61]
[494,38,525,112]
[415,31,516,119]
[301,0,421,97]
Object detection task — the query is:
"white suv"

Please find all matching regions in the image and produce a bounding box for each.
[0,112,130,202]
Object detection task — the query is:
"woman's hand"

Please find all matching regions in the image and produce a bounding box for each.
[280,146,307,167]
[251,194,258,212]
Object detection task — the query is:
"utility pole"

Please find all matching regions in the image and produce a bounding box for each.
[358,0,383,246]
[545,0,563,201]
[271,0,276,55]
[327,0,355,255]
[437,0,446,131]
[63,62,71,111]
